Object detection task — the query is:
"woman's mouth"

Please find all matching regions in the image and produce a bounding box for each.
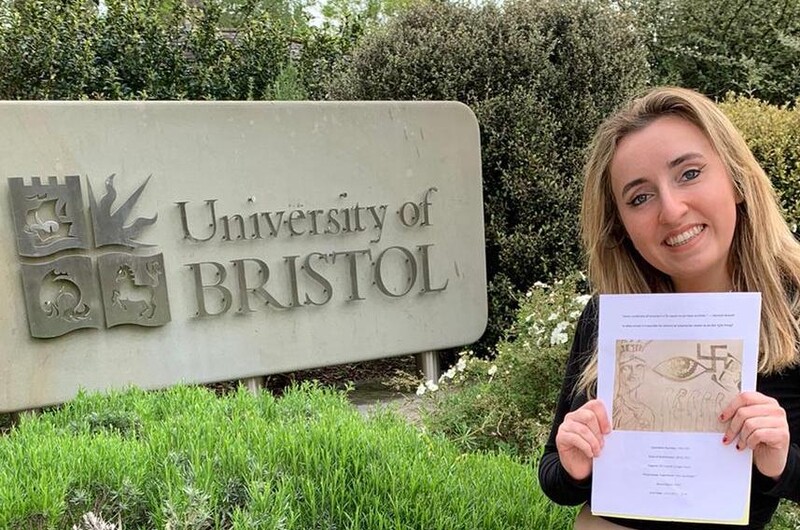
[664,225,705,247]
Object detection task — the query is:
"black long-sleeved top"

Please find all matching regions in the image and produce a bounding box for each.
[538,298,800,529]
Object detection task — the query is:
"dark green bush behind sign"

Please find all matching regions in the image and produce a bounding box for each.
[328,0,650,352]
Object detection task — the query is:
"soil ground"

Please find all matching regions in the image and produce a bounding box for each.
[207,355,421,396]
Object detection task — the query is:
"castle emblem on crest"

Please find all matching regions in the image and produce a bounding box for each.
[10,174,171,339]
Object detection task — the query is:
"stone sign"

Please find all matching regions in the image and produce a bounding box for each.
[0,101,486,412]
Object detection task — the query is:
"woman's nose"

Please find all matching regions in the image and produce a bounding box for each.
[658,187,689,224]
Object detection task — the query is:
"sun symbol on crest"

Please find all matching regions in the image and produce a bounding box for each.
[89,174,158,248]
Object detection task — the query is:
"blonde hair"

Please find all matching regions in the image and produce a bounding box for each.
[578,86,800,394]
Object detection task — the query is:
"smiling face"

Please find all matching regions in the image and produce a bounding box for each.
[609,116,739,293]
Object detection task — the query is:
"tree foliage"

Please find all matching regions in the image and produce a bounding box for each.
[0,0,354,100]
[623,0,800,104]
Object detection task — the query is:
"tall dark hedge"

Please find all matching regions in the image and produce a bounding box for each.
[329,0,649,353]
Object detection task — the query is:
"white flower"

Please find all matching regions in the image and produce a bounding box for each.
[73,512,119,530]
[550,321,570,345]
[575,294,592,306]
[456,358,467,372]
[569,310,581,319]
[525,290,533,297]
[524,314,533,322]
[547,312,558,321]
[533,281,548,288]
[488,365,498,376]
[416,383,426,396]
[424,380,439,392]
[441,367,457,381]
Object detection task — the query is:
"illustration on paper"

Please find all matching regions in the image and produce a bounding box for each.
[613,339,743,433]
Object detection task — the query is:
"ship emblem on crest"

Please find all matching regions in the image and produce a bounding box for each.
[9,174,171,339]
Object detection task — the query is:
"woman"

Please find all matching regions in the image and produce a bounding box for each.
[538,87,800,529]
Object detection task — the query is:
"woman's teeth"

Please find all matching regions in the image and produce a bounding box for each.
[665,225,704,247]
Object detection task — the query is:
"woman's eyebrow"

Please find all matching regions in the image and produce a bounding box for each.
[668,152,704,168]
[621,177,646,198]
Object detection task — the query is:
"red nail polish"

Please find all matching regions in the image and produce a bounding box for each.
[722,436,728,444]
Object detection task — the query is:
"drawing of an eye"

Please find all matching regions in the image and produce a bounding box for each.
[653,356,711,381]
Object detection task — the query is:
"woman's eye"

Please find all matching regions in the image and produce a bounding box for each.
[681,168,701,181]
[628,193,649,207]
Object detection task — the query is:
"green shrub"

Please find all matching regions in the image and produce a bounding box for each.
[420,274,587,456]
[768,500,800,530]
[0,383,576,529]
[626,0,800,105]
[328,0,649,354]
[720,95,800,227]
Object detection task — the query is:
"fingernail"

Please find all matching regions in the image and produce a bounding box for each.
[722,435,728,444]
[719,413,725,421]
[736,443,742,451]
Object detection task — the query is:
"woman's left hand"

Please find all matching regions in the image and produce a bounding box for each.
[720,391,790,480]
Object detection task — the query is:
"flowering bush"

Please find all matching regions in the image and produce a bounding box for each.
[420,274,589,456]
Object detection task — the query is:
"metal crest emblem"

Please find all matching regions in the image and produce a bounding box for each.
[98,252,170,327]
[89,174,157,248]
[8,176,89,257]
[20,256,102,338]
[10,174,171,339]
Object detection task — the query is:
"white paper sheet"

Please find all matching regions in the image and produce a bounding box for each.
[592,293,761,525]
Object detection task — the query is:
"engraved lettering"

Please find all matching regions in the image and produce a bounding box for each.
[399,201,420,227]
[221,214,248,241]
[288,210,306,236]
[367,205,388,243]
[261,210,284,237]
[177,200,218,243]
[303,252,333,306]
[375,246,416,297]
[420,186,438,226]
[325,208,341,235]
[230,258,287,312]
[331,249,372,301]
[187,261,231,317]
[418,244,448,293]
[284,255,302,308]
[307,209,324,236]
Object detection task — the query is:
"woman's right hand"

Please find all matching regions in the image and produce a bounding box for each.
[555,399,611,481]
